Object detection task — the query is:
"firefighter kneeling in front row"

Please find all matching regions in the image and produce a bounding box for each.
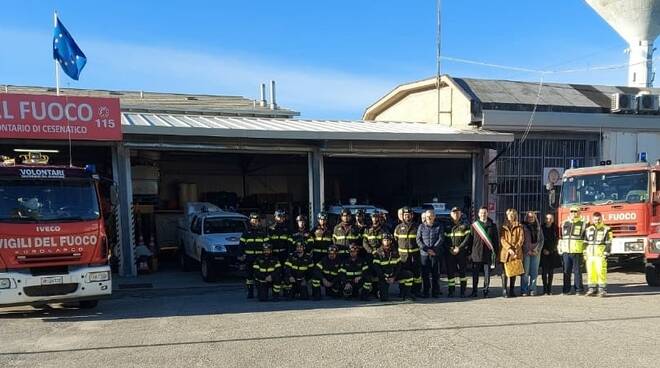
[311,245,342,300]
[253,243,282,302]
[339,243,372,300]
[284,240,315,300]
[584,212,613,297]
[373,233,413,301]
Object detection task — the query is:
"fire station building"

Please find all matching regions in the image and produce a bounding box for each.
[0,85,512,276]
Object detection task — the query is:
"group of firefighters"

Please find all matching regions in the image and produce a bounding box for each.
[240,204,613,302]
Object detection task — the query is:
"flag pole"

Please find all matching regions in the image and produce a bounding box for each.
[54,11,60,96]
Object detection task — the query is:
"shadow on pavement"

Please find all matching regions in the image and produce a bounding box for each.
[4,313,660,357]
[2,256,659,322]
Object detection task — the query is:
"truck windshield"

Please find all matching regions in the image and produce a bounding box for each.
[0,179,100,222]
[203,218,246,234]
[560,172,649,206]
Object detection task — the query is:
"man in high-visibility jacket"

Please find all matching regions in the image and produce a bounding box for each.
[292,215,314,255]
[311,245,342,300]
[253,243,282,302]
[559,206,587,295]
[394,206,422,298]
[339,243,372,300]
[444,206,471,298]
[240,212,269,299]
[363,211,387,257]
[584,212,613,297]
[269,210,293,263]
[311,212,333,263]
[333,208,361,259]
[284,240,315,300]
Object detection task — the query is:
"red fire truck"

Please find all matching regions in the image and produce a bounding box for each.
[558,161,660,286]
[0,151,111,308]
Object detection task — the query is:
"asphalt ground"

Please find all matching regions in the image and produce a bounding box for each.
[1,268,660,368]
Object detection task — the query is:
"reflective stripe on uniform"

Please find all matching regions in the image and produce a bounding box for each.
[373,259,400,265]
[398,248,419,253]
[394,234,417,239]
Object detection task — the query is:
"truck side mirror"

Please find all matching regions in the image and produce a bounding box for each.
[110,185,119,206]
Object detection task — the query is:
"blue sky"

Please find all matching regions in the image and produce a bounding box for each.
[0,0,633,119]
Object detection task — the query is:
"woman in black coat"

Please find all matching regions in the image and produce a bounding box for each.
[540,213,561,295]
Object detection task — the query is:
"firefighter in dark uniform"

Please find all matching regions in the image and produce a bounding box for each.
[292,215,314,254]
[284,240,315,300]
[394,206,422,298]
[311,212,333,264]
[444,206,472,297]
[339,243,372,300]
[269,209,293,264]
[363,211,387,257]
[354,209,369,243]
[252,243,282,302]
[333,208,361,259]
[311,245,342,300]
[240,212,269,299]
[373,233,413,301]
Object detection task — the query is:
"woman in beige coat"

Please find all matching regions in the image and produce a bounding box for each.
[500,208,525,298]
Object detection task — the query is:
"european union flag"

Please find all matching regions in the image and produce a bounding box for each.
[53,16,87,80]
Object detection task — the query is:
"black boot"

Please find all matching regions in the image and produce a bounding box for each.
[272,290,280,302]
[412,284,422,299]
[483,289,489,298]
[447,286,455,298]
[431,281,442,298]
[508,277,517,298]
[257,283,268,302]
[501,275,509,298]
[470,280,479,297]
[312,287,321,301]
[247,284,254,299]
[299,284,309,300]
[360,288,370,301]
[400,284,412,301]
[460,281,467,298]
[379,284,390,302]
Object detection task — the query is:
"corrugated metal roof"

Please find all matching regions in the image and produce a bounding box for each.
[1,85,299,118]
[121,113,512,142]
[454,77,660,112]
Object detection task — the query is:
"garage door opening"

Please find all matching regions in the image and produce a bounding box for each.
[323,156,472,215]
[129,149,309,273]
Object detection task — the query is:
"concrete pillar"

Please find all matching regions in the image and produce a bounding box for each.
[307,148,324,227]
[471,150,486,213]
[111,144,136,277]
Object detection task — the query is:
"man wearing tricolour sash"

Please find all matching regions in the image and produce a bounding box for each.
[466,206,500,298]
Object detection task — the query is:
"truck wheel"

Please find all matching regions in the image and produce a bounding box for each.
[179,248,192,272]
[201,254,218,282]
[79,300,99,309]
[645,263,660,287]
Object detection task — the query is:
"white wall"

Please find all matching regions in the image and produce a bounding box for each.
[372,85,472,127]
[603,131,660,163]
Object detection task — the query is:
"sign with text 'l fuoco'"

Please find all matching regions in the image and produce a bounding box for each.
[0,93,122,141]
